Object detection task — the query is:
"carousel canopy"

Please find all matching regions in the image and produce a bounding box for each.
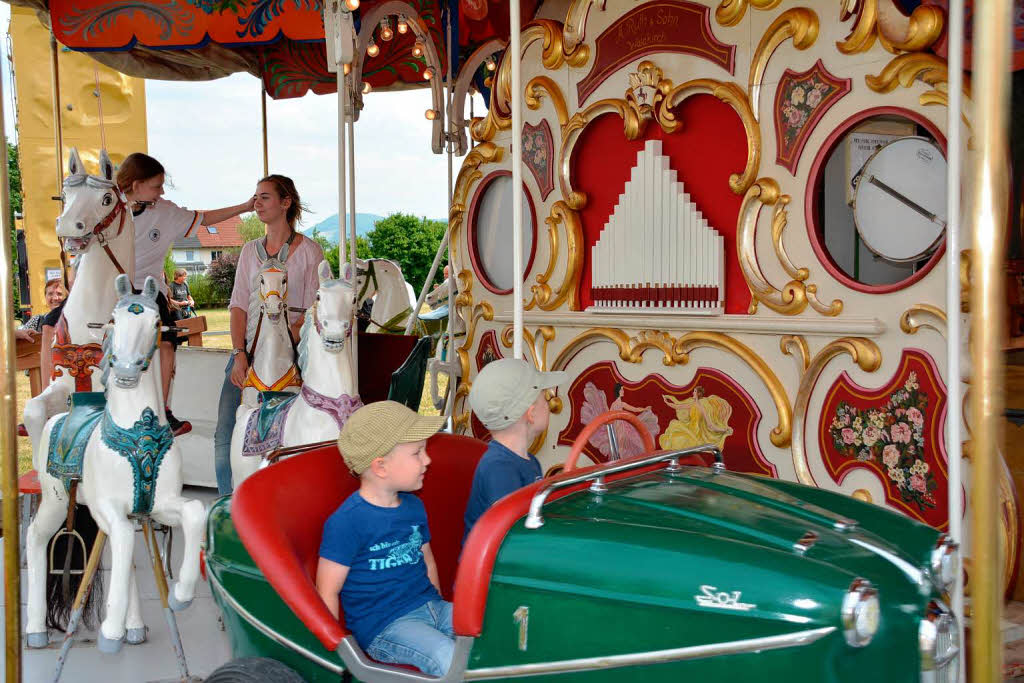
[9,0,537,98]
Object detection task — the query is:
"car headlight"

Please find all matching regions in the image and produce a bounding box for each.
[929,535,959,594]
[841,578,880,647]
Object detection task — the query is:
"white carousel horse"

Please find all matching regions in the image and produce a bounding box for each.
[25,276,206,653]
[230,260,361,486]
[241,257,301,407]
[23,148,135,450]
[355,257,417,333]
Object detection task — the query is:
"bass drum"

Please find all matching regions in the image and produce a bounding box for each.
[852,136,947,263]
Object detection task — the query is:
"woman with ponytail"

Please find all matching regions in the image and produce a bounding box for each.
[213,174,325,494]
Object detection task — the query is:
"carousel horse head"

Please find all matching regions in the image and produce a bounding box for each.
[256,257,289,323]
[355,257,404,304]
[102,275,161,389]
[300,260,356,361]
[57,148,126,256]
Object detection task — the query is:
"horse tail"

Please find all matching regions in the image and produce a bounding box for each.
[44,505,103,632]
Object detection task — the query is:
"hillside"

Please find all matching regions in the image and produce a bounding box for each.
[301,213,382,244]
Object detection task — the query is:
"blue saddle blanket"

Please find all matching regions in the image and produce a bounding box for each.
[47,392,106,493]
[241,391,298,457]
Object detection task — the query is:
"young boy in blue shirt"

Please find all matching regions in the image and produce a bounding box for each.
[316,401,451,675]
[463,359,566,539]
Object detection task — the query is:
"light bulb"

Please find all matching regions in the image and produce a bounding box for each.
[380,19,393,41]
[367,39,379,57]
[397,15,409,33]
[485,57,496,71]
[362,81,372,94]
[343,62,351,75]
[423,67,434,80]
[344,0,359,9]
[412,40,424,57]
[425,109,438,120]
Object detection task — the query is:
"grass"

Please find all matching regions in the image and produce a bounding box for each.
[14,308,450,476]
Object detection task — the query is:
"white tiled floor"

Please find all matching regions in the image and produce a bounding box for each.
[2,486,233,682]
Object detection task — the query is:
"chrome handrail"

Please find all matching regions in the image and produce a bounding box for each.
[524,445,722,529]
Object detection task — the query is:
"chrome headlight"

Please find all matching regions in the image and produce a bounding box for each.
[929,535,959,593]
[841,578,880,647]
[919,600,959,682]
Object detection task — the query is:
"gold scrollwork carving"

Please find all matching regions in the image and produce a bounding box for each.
[851,489,873,503]
[564,0,604,55]
[526,76,570,129]
[715,0,781,27]
[548,328,793,447]
[865,52,967,110]
[559,98,643,209]
[738,178,843,316]
[525,201,584,311]
[453,271,495,434]
[780,335,810,372]
[838,0,945,55]
[659,79,760,194]
[792,338,882,484]
[449,142,503,258]
[748,8,819,120]
[899,304,948,337]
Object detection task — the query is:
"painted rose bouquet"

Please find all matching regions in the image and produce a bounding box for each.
[828,371,937,511]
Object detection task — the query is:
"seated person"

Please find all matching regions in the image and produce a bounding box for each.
[463,359,566,539]
[316,401,453,676]
[17,276,67,341]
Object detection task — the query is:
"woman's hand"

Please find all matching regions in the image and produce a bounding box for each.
[230,353,249,388]
[15,328,37,342]
[244,195,256,212]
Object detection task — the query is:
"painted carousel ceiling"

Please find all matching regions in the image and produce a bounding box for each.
[10,0,535,98]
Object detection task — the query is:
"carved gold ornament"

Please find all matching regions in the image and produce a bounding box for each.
[837,0,944,55]
[526,76,569,129]
[563,0,602,57]
[549,327,793,447]
[852,488,873,503]
[715,0,781,27]
[524,201,584,311]
[865,51,969,111]
[748,8,819,121]
[737,178,842,316]
[781,335,810,372]
[899,304,947,337]
[791,338,882,485]
[627,61,671,121]
[453,270,495,434]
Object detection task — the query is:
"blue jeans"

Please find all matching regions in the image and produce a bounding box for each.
[367,600,455,677]
[214,355,241,495]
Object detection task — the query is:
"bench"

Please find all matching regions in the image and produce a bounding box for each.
[231,433,488,664]
[175,315,207,347]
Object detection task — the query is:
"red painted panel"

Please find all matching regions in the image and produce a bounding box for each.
[572,94,750,313]
[556,360,775,476]
[817,348,950,530]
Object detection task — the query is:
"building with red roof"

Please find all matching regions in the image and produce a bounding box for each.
[171,214,247,274]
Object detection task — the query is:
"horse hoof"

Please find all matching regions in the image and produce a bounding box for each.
[125,627,147,645]
[167,583,193,612]
[25,631,48,648]
[97,632,124,654]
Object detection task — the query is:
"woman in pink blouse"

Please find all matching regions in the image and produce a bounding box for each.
[213,175,325,493]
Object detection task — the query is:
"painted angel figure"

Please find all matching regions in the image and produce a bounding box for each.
[580,382,660,461]
[659,386,734,452]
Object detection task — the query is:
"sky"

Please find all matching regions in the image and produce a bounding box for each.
[0,3,479,229]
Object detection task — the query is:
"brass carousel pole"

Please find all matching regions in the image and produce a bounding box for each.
[1,29,21,683]
[261,82,269,177]
[969,0,1011,679]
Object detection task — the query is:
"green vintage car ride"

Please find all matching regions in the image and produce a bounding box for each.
[202,417,960,682]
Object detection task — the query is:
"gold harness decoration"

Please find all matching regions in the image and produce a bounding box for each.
[243,364,302,392]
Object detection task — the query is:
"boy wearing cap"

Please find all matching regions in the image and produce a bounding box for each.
[316,401,454,676]
[463,359,566,539]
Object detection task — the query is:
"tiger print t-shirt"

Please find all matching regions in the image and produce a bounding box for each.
[319,492,440,648]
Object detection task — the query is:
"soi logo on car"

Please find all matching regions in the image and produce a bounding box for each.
[694,585,757,611]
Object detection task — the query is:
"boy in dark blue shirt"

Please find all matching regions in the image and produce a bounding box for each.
[463,359,566,539]
[316,401,450,675]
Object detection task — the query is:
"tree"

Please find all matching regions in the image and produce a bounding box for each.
[208,251,239,299]
[164,251,176,282]
[8,142,22,314]
[365,213,447,294]
[237,212,265,245]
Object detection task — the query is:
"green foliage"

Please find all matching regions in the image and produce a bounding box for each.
[186,273,227,308]
[237,213,265,245]
[310,228,369,279]
[365,213,447,294]
[164,252,176,282]
[8,142,22,314]
[208,252,239,298]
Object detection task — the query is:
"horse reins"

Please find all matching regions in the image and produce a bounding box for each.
[94,194,128,275]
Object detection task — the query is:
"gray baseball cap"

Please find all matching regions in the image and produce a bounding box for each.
[469,358,567,431]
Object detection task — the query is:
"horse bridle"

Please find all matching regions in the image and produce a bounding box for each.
[63,175,129,275]
[248,269,294,362]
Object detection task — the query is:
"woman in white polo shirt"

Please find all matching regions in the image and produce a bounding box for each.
[213,174,324,494]
[117,153,254,434]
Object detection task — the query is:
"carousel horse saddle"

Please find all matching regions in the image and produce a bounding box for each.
[47,392,106,493]
[241,391,298,457]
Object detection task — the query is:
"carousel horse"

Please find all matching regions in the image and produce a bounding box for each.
[230,260,361,485]
[23,148,135,452]
[241,257,301,407]
[25,275,206,653]
[355,257,418,334]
